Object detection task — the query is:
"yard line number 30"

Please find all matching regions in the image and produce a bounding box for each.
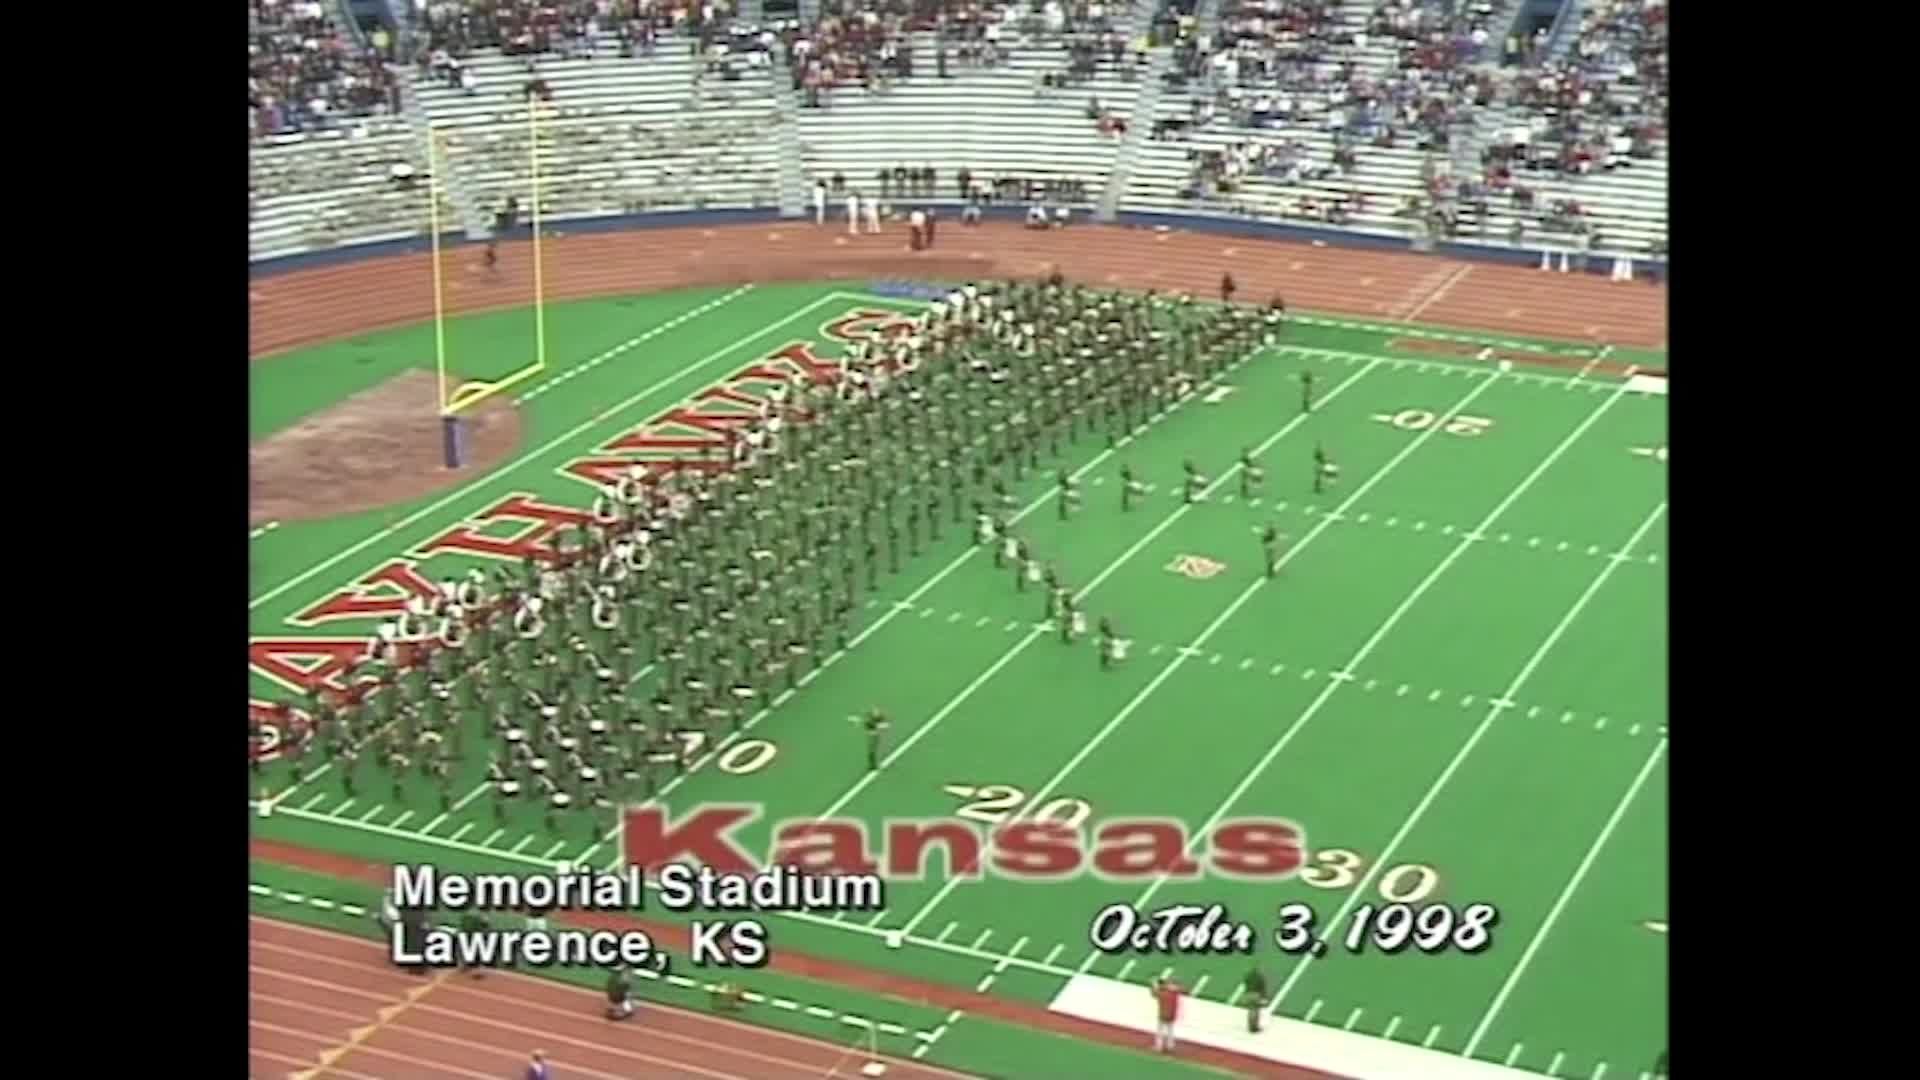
[944,784,1442,901]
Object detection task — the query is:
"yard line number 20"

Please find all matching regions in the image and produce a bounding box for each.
[943,783,1093,830]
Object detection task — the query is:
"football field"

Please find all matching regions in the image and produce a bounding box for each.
[250,281,1669,1079]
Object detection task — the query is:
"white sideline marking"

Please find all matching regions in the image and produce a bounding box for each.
[1050,974,1555,1080]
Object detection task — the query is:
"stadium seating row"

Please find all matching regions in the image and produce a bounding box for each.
[248,0,1665,263]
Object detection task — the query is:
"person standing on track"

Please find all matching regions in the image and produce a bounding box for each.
[813,178,827,226]
[1151,975,1185,1052]
[524,1049,552,1080]
[606,967,635,1020]
[1241,966,1269,1032]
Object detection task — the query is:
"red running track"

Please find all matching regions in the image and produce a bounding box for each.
[249,915,980,1080]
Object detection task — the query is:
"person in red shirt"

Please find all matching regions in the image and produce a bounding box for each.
[1152,976,1185,1053]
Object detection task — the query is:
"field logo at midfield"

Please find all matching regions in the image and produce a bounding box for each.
[1166,554,1228,580]
[247,305,921,700]
[620,805,1308,884]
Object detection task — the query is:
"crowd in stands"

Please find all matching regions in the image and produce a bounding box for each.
[785,0,1149,108]
[417,1,730,59]
[1489,0,1665,175]
[250,0,402,139]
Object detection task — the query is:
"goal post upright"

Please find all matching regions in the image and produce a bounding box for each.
[429,120,450,418]
[530,99,548,374]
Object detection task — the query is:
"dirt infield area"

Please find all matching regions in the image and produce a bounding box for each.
[249,220,1668,359]
[249,370,521,528]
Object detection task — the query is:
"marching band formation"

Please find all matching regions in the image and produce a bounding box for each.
[261,278,1288,835]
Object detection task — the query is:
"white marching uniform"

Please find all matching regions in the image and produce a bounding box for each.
[864,195,881,233]
[590,588,619,630]
[513,596,546,639]
[813,182,827,225]
[846,192,860,234]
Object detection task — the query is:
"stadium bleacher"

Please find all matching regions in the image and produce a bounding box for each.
[247,0,1665,264]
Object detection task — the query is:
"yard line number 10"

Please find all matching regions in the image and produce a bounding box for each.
[943,783,1443,902]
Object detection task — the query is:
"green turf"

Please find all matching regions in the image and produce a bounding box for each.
[250,282,1669,1079]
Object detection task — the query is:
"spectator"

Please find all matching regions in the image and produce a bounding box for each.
[250,0,398,139]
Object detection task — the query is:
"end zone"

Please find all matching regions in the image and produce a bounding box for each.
[1048,974,1553,1080]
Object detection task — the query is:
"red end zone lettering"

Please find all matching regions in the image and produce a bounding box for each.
[1209,819,1307,880]
[291,560,439,625]
[416,494,590,563]
[1091,820,1202,882]
[823,310,919,343]
[619,809,1310,883]
[248,637,369,695]
[989,822,1083,880]
[622,805,762,874]
[770,820,879,876]
[883,820,985,881]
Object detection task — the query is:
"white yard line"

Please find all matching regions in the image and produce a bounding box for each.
[1087,376,1634,979]
[1463,737,1668,1057]
[895,362,1488,940]
[819,358,1382,836]
[249,284,776,610]
[1404,265,1475,324]
[1571,344,1615,387]
[1270,496,1668,1010]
